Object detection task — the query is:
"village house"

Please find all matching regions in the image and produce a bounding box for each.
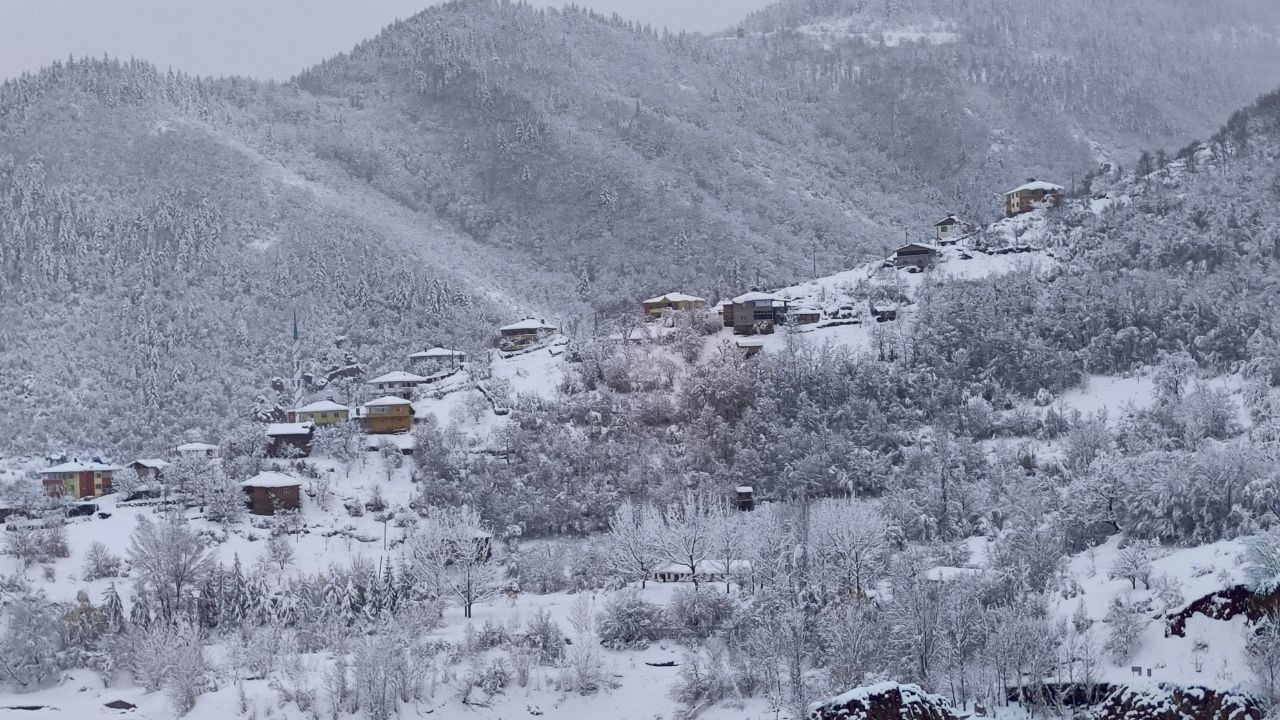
[933,215,973,245]
[361,396,415,434]
[287,399,349,426]
[737,338,764,358]
[40,460,122,498]
[1004,178,1065,217]
[652,560,751,584]
[240,472,302,515]
[128,458,169,482]
[266,422,314,458]
[728,292,789,334]
[408,347,467,371]
[736,485,756,511]
[175,442,219,458]
[497,318,557,351]
[870,301,899,322]
[892,243,941,269]
[641,292,707,319]
[366,371,428,399]
[787,305,822,326]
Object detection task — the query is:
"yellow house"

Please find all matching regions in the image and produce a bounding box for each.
[361,396,415,434]
[40,460,122,498]
[288,399,350,426]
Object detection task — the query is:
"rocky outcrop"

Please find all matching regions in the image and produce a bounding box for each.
[1166,585,1280,637]
[809,682,956,720]
[1094,683,1262,720]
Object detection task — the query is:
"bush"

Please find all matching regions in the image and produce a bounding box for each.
[523,609,565,665]
[667,586,734,639]
[513,546,568,594]
[82,542,123,580]
[597,591,665,649]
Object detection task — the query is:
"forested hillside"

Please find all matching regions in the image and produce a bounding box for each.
[741,0,1280,219]
[1,0,1279,456]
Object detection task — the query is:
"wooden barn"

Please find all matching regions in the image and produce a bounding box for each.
[240,472,302,515]
[497,319,557,351]
[1004,179,1064,217]
[128,458,169,482]
[266,422,315,458]
[787,306,822,325]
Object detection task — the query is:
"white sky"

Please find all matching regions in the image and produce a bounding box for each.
[0,0,775,81]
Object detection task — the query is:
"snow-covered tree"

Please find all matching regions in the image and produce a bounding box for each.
[128,514,214,623]
[406,505,499,618]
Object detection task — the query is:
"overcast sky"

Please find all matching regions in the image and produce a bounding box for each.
[0,0,774,81]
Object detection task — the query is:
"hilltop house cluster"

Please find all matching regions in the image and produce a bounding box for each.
[33,179,1061,513]
[889,178,1063,270]
[32,316,555,511]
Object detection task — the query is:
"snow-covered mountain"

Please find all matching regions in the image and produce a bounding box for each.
[4,0,1280,455]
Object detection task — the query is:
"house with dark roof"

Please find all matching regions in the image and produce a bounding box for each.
[892,243,941,269]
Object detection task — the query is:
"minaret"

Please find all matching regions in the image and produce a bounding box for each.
[291,309,304,408]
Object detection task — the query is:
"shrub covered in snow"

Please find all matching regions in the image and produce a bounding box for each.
[668,586,734,639]
[596,590,664,649]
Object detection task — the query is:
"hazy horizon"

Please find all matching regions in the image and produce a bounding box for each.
[0,0,775,81]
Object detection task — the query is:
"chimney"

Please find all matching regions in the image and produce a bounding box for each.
[1026,177,1036,183]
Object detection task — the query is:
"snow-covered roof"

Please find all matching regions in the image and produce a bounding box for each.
[408,347,467,359]
[266,422,314,437]
[736,485,754,493]
[499,318,557,332]
[737,339,765,348]
[240,471,301,489]
[934,215,962,226]
[895,243,940,253]
[367,371,428,385]
[176,442,218,452]
[1004,179,1064,195]
[294,400,348,413]
[732,291,784,304]
[364,395,414,408]
[40,460,121,474]
[643,292,706,304]
[132,458,170,469]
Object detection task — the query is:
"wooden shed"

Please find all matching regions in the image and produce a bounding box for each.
[240,472,302,515]
[265,422,314,458]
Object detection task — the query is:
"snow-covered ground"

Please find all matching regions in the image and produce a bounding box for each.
[720,243,1057,357]
[1052,536,1250,687]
